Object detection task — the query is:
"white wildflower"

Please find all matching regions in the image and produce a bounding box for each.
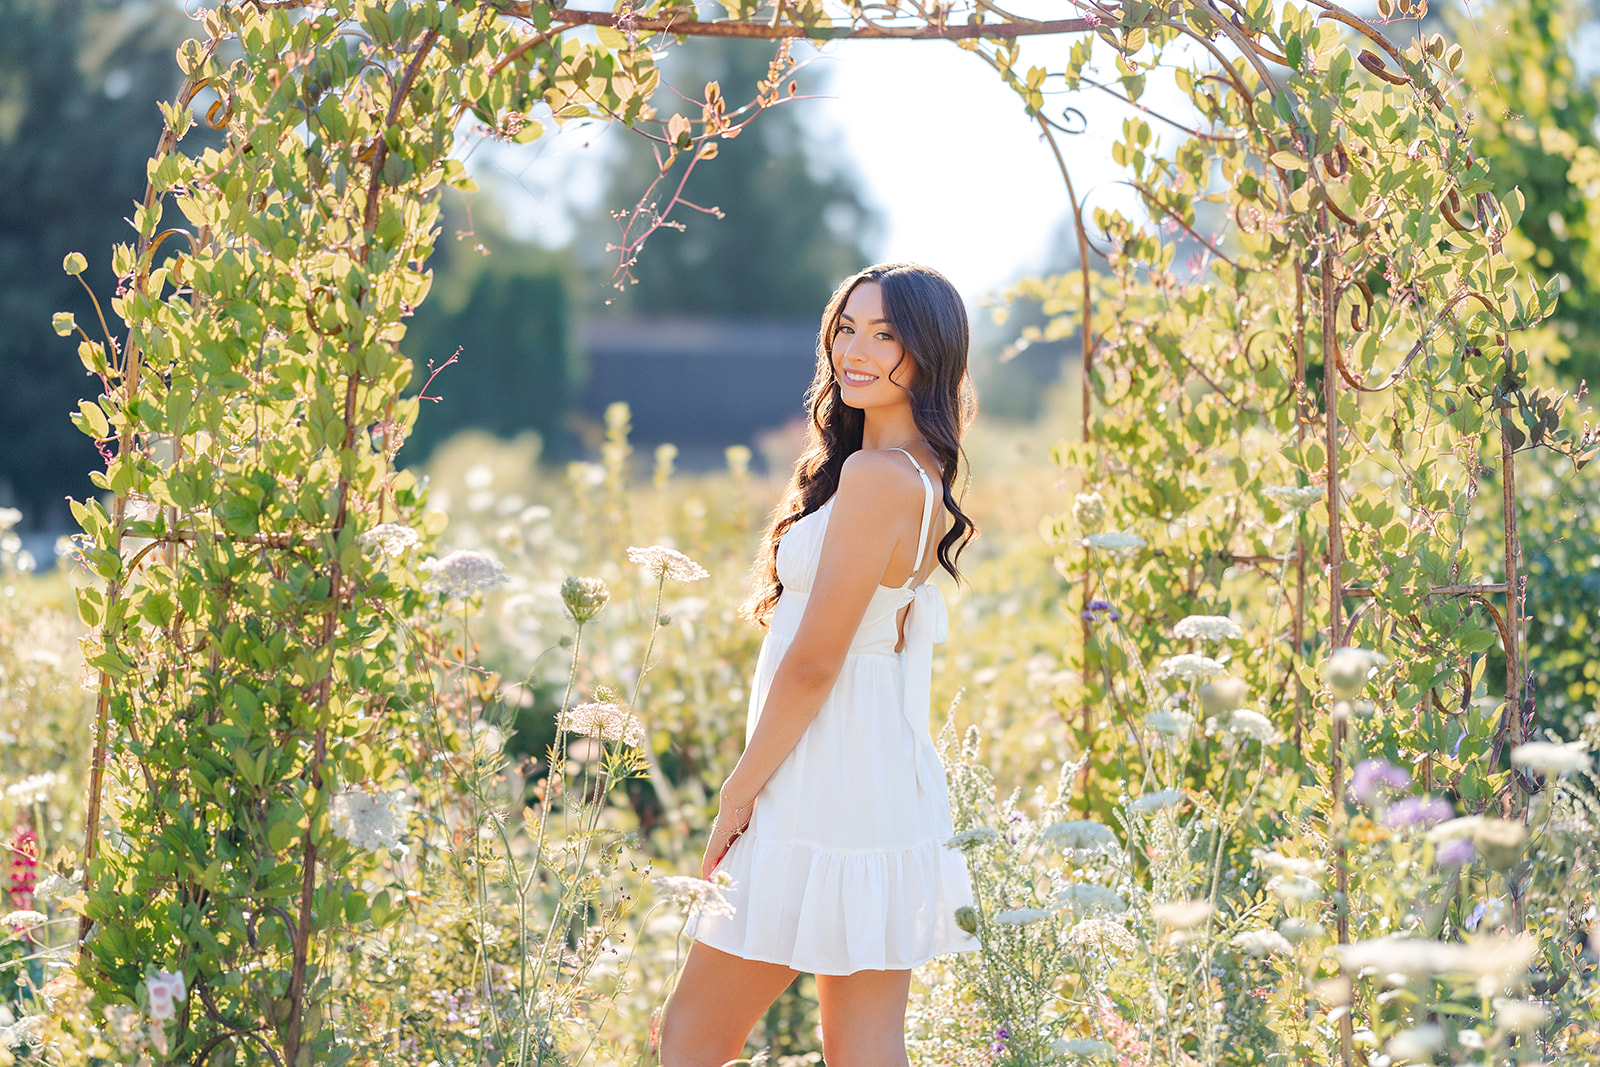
[1324,647,1387,701]
[627,545,710,582]
[1232,929,1293,956]
[1267,874,1321,904]
[0,1014,43,1049]
[1161,654,1227,681]
[1130,788,1185,814]
[1067,918,1137,953]
[946,827,999,850]
[145,969,187,1022]
[1335,932,1537,981]
[1279,917,1325,942]
[1152,900,1213,930]
[329,790,409,852]
[652,874,736,920]
[1144,708,1194,736]
[3,910,47,930]
[1051,1037,1117,1058]
[1054,884,1128,915]
[559,576,610,623]
[1510,740,1592,777]
[1263,484,1323,510]
[994,907,1051,926]
[1491,997,1547,1033]
[557,701,645,748]
[5,771,65,805]
[1072,491,1107,534]
[1040,820,1118,851]
[32,873,74,901]
[1385,1023,1444,1060]
[359,522,420,558]
[1252,848,1323,878]
[1198,675,1250,715]
[420,549,508,597]
[1081,530,1145,558]
[1173,614,1244,642]
[1226,708,1279,742]
[0,507,20,531]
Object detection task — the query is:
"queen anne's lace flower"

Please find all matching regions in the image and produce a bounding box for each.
[2,910,46,930]
[651,874,736,919]
[1279,917,1325,942]
[359,522,420,557]
[994,907,1051,926]
[1130,788,1185,814]
[627,545,709,582]
[1041,820,1117,851]
[1386,1024,1444,1060]
[560,576,610,623]
[1324,647,1386,701]
[420,549,509,597]
[1336,932,1537,980]
[1510,740,1592,777]
[1067,918,1137,953]
[1152,900,1213,929]
[1252,848,1322,878]
[1055,884,1128,915]
[1173,614,1244,642]
[4,772,64,805]
[946,827,999,849]
[1232,929,1293,956]
[1267,874,1321,904]
[329,790,409,852]
[1144,708,1194,736]
[1081,530,1146,557]
[1072,492,1107,534]
[1161,654,1227,681]
[1225,708,1279,742]
[557,701,645,747]
[0,507,21,532]
[1262,484,1323,510]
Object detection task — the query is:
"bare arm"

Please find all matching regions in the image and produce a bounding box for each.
[701,452,919,873]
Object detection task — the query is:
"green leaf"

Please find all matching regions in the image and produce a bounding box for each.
[62,252,87,275]
[53,312,77,337]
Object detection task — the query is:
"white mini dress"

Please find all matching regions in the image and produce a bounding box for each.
[687,447,980,975]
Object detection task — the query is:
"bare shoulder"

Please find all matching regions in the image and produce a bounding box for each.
[836,449,924,513]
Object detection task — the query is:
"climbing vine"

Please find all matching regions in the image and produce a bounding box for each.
[50,0,1599,1062]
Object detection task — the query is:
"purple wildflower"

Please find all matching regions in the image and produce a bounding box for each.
[1088,599,1113,611]
[1349,758,1410,805]
[1464,899,1488,931]
[990,1023,1011,1054]
[1382,795,1455,829]
[1436,837,1475,868]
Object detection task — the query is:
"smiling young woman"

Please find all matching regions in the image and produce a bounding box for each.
[656,263,981,1067]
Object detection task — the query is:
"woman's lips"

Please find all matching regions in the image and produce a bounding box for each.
[841,370,878,386]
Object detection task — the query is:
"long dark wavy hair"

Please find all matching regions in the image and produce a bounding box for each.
[742,262,979,627]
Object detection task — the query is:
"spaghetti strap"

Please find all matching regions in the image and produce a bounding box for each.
[887,446,939,588]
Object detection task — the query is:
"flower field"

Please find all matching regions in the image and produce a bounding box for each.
[4,389,1599,1064]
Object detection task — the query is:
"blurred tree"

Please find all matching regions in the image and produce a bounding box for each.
[585,38,879,317]
[0,0,187,527]
[398,227,576,462]
[1448,0,1600,387]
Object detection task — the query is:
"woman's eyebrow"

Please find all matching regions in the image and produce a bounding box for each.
[839,313,891,325]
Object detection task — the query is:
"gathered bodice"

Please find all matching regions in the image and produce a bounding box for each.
[769,448,947,657]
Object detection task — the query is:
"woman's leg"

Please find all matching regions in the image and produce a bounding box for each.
[657,940,799,1067]
[814,968,913,1067]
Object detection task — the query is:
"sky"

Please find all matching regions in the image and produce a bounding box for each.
[465,22,1157,304]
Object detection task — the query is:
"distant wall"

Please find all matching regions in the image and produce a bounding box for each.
[576,318,820,451]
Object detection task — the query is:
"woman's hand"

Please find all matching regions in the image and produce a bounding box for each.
[699,795,755,880]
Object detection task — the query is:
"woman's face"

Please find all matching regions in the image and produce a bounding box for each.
[831,281,915,409]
